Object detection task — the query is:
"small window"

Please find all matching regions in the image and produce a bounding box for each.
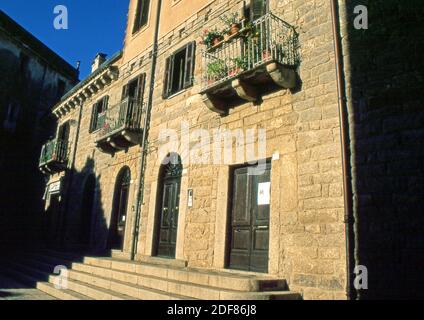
[89,96,109,133]
[163,41,196,99]
[133,0,151,33]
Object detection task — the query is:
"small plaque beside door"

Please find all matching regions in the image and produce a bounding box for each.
[188,189,193,208]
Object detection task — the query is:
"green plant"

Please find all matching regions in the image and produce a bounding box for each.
[207,59,227,79]
[231,56,249,70]
[200,29,223,48]
[220,12,240,27]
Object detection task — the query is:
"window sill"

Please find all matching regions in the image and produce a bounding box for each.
[166,88,188,100]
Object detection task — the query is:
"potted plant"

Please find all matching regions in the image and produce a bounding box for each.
[228,56,249,76]
[220,12,241,36]
[200,29,223,48]
[206,59,228,83]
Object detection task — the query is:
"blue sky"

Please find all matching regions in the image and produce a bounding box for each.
[1,1,129,79]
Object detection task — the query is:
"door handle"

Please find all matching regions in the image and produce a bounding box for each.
[255,226,269,230]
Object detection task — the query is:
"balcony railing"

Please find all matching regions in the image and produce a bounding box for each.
[200,13,299,114]
[39,138,68,172]
[95,97,146,153]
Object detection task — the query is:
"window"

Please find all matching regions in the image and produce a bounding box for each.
[133,0,151,33]
[122,74,146,101]
[89,96,109,133]
[163,42,196,98]
[247,0,269,21]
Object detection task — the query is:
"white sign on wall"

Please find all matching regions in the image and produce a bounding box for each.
[49,180,61,194]
[258,182,271,206]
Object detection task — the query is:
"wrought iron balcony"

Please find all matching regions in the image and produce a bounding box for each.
[200,13,299,114]
[39,138,69,173]
[95,97,147,154]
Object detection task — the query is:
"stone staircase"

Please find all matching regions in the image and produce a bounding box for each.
[0,250,301,300]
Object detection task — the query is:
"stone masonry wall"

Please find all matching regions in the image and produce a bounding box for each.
[137,0,348,299]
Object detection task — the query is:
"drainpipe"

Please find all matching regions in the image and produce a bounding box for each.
[330,0,357,300]
[60,101,84,248]
[131,0,163,260]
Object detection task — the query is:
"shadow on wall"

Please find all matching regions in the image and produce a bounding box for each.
[0,158,116,291]
[344,0,424,299]
[0,46,60,250]
[57,157,111,255]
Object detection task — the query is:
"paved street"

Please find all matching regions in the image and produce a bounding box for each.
[0,274,56,300]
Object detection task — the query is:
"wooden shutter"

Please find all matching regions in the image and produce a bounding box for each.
[183,41,196,89]
[140,0,150,27]
[163,56,173,99]
[89,103,98,133]
[136,73,146,102]
[102,95,109,111]
[121,84,129,101]
[250,0,267,21]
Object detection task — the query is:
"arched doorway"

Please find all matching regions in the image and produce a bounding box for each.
[80,174,96,247]
[154,153,182,259]
[108,167,131,251]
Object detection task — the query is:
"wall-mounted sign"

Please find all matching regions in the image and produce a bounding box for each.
[188,189,193,208]
[49,180,61,194]
[258,182,271,206]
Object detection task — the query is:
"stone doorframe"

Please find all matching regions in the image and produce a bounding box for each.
[213,161,281,275]
[144,160,188,261]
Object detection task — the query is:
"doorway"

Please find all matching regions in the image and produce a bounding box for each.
[227,162,271,273]
[80,175,96,247]
[154,154,182,259]
[108,167,131,251]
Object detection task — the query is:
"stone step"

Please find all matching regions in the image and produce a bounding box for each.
[64,269,196,300]
[36,282,92,300]
[2,260,137,300]
[81,256,288,292]
[0,265,90,300]
[6,251,301,300]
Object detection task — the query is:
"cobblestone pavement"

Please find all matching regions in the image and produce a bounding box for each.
[0,274,56,300]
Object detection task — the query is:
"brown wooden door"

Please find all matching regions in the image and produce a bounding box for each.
[156,177,180,258]
[228,163,271,273]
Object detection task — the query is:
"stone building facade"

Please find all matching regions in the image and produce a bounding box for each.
[38,0,423,300]
[0,10,78,248]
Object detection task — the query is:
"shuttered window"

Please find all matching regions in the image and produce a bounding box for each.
[89,95,109,133]
[133,0,151,33]
[163,41,196,99]
[250,0,268,21]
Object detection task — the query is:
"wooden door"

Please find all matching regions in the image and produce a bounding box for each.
[156,177,181,258]
[228,163,271,273]
[108,168,130,250]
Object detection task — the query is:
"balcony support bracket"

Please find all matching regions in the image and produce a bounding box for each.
[107,138,126,151]
[266,62,296,89]
[201,94,227,116]
[231,79,258,102]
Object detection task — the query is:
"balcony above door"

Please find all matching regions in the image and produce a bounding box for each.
[199,13,299,115]
[95,98,147,154]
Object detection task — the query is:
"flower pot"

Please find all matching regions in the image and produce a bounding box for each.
[262,50,272,60]
[228,67,241,77]
[213,37,221,46]
[230,23,240,35]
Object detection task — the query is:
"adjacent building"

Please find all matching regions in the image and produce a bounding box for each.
[0,10,79,248]
[36,0,424,300]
